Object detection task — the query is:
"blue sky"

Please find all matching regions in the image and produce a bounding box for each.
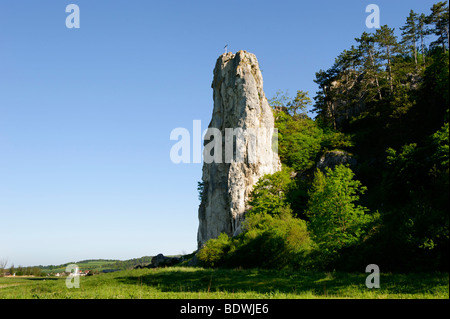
[0,0,438,266]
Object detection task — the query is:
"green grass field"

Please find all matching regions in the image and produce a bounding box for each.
[0,267,448,299]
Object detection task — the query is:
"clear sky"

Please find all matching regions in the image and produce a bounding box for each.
[0,0,439,267]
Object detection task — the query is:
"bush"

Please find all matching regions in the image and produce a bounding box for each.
[229,211,313,269]
[197,233,231,268]
[247,167,295,217]
[197,210,314,270]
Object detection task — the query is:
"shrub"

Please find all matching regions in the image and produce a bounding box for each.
[247,167,295,217]
[197,210,314,270]
[197,233,231,268]
[228,211,313,269]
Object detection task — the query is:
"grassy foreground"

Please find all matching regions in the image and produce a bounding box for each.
[0,267,448,299]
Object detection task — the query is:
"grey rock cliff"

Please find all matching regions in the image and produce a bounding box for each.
[316,150,357,171]
[197,50,281,248]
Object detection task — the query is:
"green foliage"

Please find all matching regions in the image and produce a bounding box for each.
[198,210,313,270]
[197,233,231,268]
[10,266,43,277]
[274,110,323,172]
[287,90,312,117]
[320,128,354,151]
[247,167,295,217]
[268,90,291,110]
[400,10,420,66]
[308,1,449,271]
[386,143,418,170]
[197,181,205,202]
[269,89,312,117]
[313,2,448,132]
[198,2,449,272]
[377,123,449,270]
[423,50,449,107]
[306,165,373,256]
[432,122,449,168]
[427,1,449,51]
[227,211,313,269]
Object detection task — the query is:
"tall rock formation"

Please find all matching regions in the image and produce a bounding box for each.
[197,50,281,248]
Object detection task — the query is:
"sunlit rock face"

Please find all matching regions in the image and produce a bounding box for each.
[197,50,281,249]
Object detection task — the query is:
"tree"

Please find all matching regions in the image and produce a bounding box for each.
[268,90,291,112]
[276,115,323,172]
[247,167,295,217]
[9,264,15,276]
[375,25,401,95]
[417,13,430,65]
[312,46,363,130]
[286,90,312,117]
[0,259,8,277]
[269,90,312,118]
[332,47,362,121]
[306,165,373,255]
[427,1,449,52]
[308,2,450,272]
[432,122,450,169]
[400,10,419,67]
[355,32,383,101]
[313,69,338,128]
[270,91,324,171]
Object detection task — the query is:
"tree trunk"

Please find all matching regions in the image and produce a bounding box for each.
[421,34,426,66]
[368,50,382,100]
[413,39,418,68]
[387,48,393,94]
[446,25,449,52]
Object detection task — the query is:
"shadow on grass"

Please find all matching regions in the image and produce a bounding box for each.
[114,268,348,296]
[114,268,448,297]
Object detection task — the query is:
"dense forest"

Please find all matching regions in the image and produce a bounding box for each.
[198,1,449,272]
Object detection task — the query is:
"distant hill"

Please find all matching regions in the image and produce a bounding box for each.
[38,256,154,274]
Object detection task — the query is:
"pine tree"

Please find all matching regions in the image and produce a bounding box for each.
[332,47,362,122]
[400,10,419,68]
[355,32,383,100]
[427,1,449,52]
[375,25,400,95]
[417,13,430,65]
[313,69,339,129]
[286,90,312,118]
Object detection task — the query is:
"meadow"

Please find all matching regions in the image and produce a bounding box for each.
[0,267,448,299]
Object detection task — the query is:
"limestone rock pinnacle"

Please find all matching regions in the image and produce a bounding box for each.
[197,50,281,248]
